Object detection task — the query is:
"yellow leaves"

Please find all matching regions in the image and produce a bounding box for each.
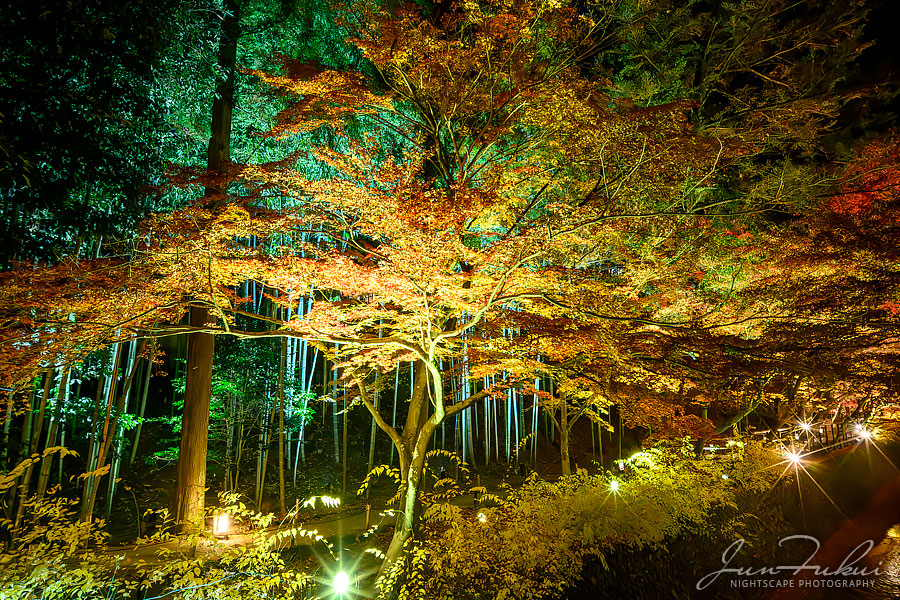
[217,204,250,224]
[357,464,401,497]
[0,448,79,493]
[246,68,393,136]
[423,447,778,599]
[422,502,461,524]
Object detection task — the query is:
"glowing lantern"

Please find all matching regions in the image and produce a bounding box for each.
[213,513,229,536]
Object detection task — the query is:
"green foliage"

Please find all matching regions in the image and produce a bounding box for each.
[0,0,181,263]
[578,496,799,599]
[143,494,311,600]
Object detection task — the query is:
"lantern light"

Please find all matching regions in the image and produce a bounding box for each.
[213,513,229,536]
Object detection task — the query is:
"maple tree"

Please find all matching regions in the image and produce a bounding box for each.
[142,0,812,581]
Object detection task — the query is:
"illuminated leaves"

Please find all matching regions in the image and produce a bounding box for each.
[425,446,778,599]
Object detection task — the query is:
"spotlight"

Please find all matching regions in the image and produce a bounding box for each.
[333,571,350,597]
[610,479,620,492]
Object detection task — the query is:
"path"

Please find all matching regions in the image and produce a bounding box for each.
[101,492,483,565]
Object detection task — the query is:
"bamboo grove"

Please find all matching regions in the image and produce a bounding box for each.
[1,0,899,595]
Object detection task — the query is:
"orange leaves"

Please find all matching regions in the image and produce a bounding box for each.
[246,66,393,138]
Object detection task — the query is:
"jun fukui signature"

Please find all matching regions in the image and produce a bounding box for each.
[696,535,884,590]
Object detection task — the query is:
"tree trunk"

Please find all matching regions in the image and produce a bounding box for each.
[375,360,439,584]
[105,337,140,518]
[13,369,53,530]
[355,358,493,590]
[342,396,348,499]
[559,400,571,476]
[173,309,214,529]
[82,343,122,521]
[225,393,235,492]
[389,364,399,466]
[256,392,277,510]
[173,0,239,530]
[380,441,425,583]
[1,391,14,464]
[79,353,107,518]
[367,374,379,473]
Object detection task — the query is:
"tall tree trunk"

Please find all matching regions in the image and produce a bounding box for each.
[596,420,603,467]
[80,351,111,519]
[225,393,235,492]
[388,364,400,466]
[367,374,379,473]
[378,358,458,585]
[235,409,244,493]
[559,400,571,476]
[331,370,340,464]
[465,408,477,467]
[256,394,277,509]
[174,310,214,529]
[352,357,492,590]
[82,343,122,521]
[105,338,141,518]
[1,391,14,465]
[484,386,491,466]
[173,0,239,530]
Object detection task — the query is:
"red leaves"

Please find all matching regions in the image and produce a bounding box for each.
[880,300,900,317]
[828,139,900,217]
